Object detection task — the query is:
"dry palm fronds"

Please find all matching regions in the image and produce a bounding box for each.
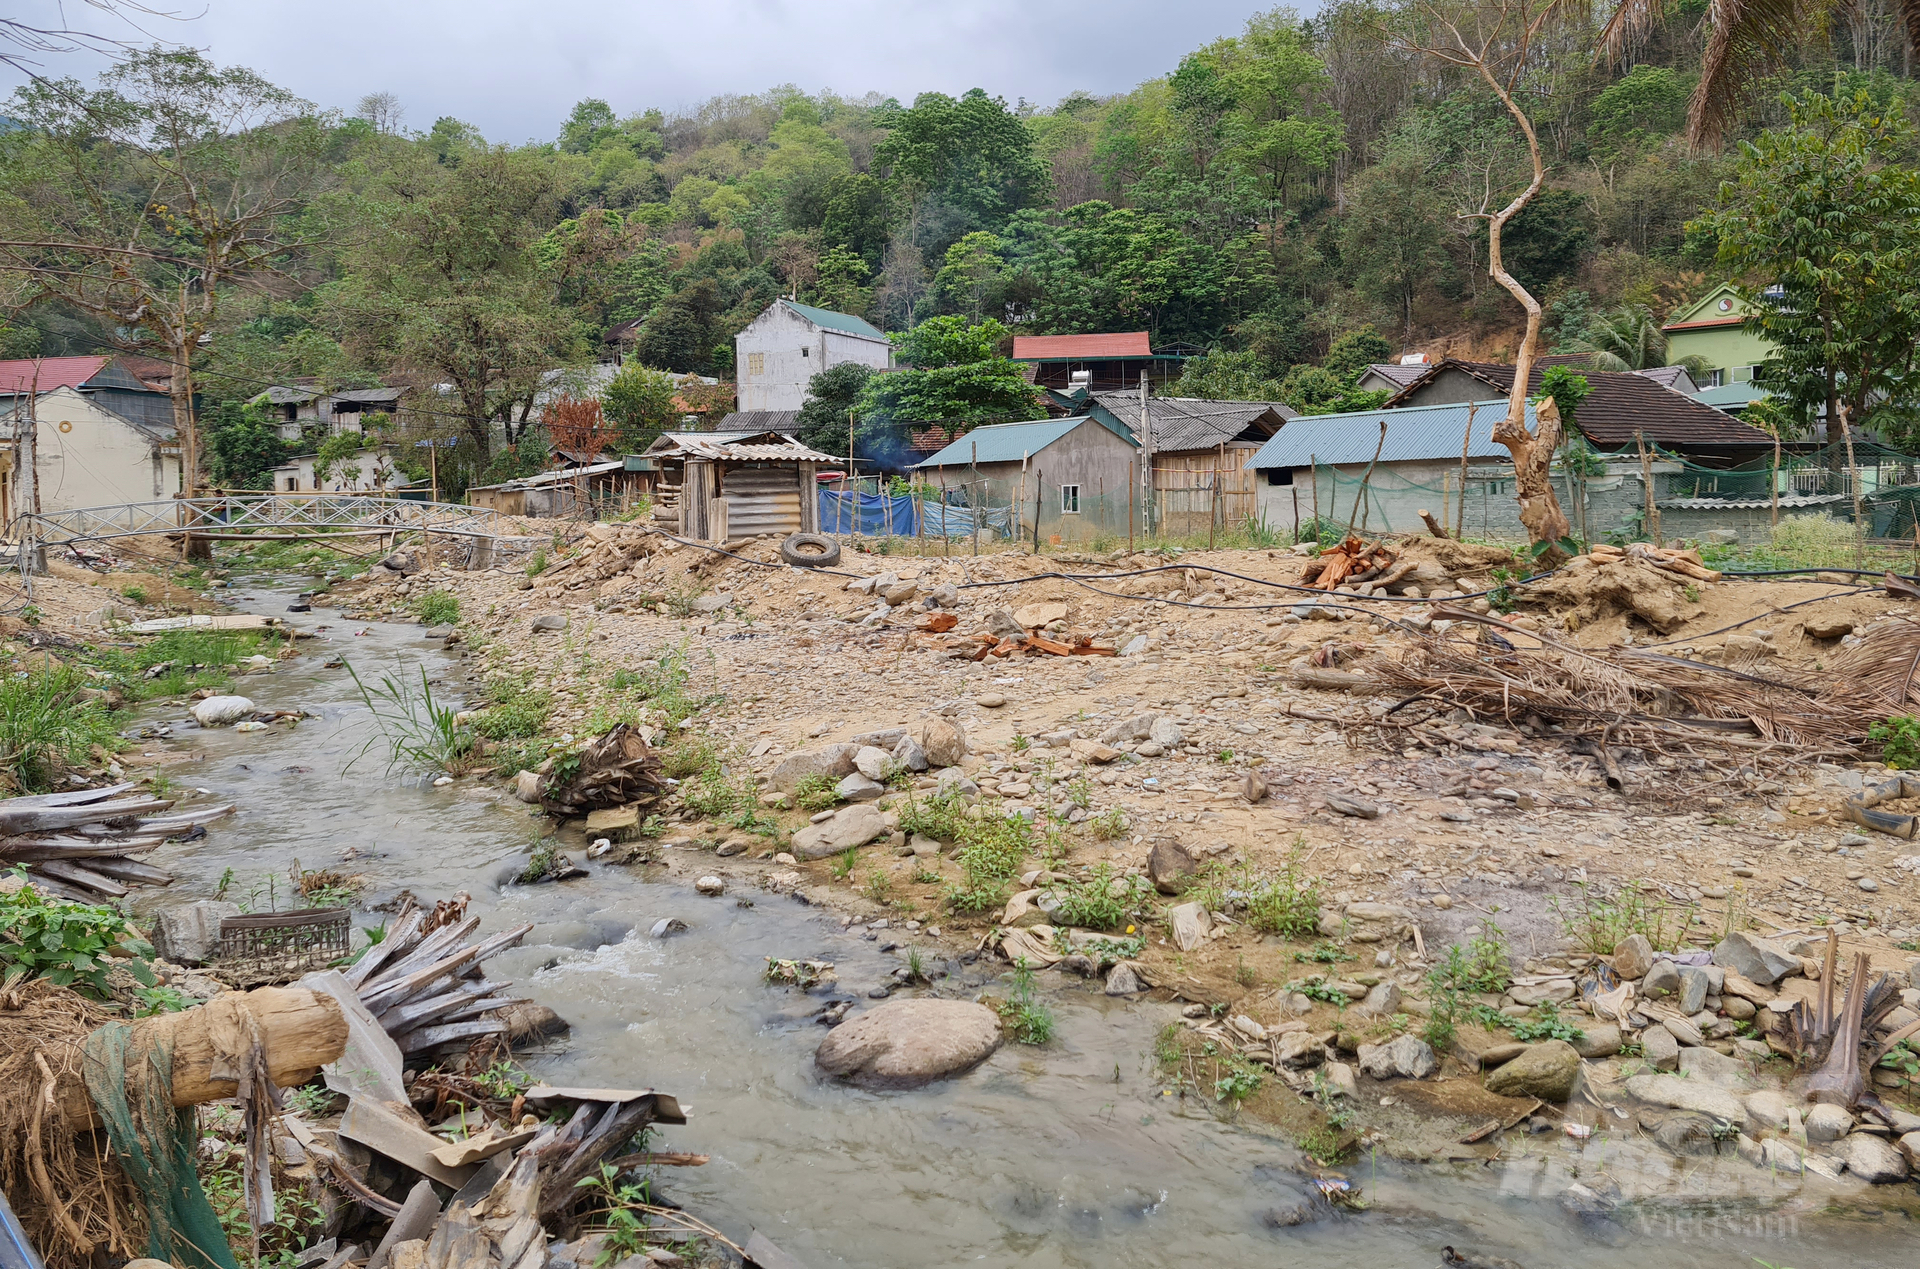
[1368,609,1904,764]
[0,978,147,1269]
[1827,617,1920,713]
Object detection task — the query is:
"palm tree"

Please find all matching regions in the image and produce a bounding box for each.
[1562,303,1716,378]
[1604,0,1920,143]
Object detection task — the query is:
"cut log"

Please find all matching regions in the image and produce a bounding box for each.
[28,859,129,897]
[55,986,348,1124]
[1418,510,1450,539]
[74,857,175,885]
[0,797,173,835]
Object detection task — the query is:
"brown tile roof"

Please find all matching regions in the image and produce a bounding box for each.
[1385,359,1774,450]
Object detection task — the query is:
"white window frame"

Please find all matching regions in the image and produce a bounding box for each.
[1060,484,1081,514]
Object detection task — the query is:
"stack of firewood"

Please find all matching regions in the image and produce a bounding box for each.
[1584,541,1721,582]
[1299,536,1399,590]
[0,782,232,901]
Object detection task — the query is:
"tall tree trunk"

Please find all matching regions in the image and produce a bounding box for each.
[1475,58,1572,559]
[169,344,199,497]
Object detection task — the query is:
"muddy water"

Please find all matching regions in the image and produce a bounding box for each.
[135,584,1909,1269]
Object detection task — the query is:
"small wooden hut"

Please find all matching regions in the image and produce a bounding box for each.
[642,430,834,542]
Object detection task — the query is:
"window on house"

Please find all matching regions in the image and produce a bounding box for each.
[800,346,809,358]
[746,352,765,377]
[1706,368,1725,387]
[1061,484,1080,514]
[1266,468,1293,486]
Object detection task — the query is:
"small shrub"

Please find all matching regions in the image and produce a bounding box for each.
[944,811,1034,913]
[1508,1000,1584,1043]
[1052,863,1153,931]
[526,549,547,577]
[1299,977,1349,1005]
[0,875,159,997]
[414,589,460,626]
[793,772,840,812]
[473,694,550,741]
[120,585,148,604]
[1550,882,1695,954]
[1189,841,1321,937]
[1871,715,1920,770]
[1214,1057,1264,1105]
[1089,806,1128,840]
[831,848,858,881]
[998,960,1055,1044]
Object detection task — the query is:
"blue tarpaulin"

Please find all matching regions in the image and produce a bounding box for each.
[817,491,1012,538]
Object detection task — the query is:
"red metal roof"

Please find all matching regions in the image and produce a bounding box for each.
[1012,332,1152,360]
[0,356,111,395]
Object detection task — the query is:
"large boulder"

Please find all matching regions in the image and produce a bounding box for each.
[1713,931,1800,986]
[1357,1034,1438,1080]
[852,746,895,781]
[1842,1132,1910,1183]
[191,695,256,727]
[790,803,891,859]
[770,744,859,793]
[151,899,240,965]
[1624,1073,1750,1125]
[815,998,1003,1088]
[918,718,968,768]
[1572,1023,1623,1059]
[1483,1040,1581,1101]
[1146,838,1199,895]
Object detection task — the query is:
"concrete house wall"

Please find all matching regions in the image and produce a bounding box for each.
[921,420,1138,542]
[13,386,180,511]
[735,302,893,411]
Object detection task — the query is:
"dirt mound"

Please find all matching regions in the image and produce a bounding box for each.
[1516,556,1698,633]
[1393,537,1516,576]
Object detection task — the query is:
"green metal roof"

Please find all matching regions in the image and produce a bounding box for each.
[781,299,887,341]
[912,415,1133,468]
[1695,381,1769,410]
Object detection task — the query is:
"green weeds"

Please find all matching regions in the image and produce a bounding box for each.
[793,772,840,812]
[1051,862,1153,931]
[347,663,477,774]
[1870,715,1920,770]
[0,666,120,792]
[1188,841,1321,937]
[1550,882,1697,954]
[998,960,1055,1044]
[1507,1000,1584,1043]
[0,874,158,998]
[413,589,460,625]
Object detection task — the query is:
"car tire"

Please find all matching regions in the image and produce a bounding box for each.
[779,532,842,568]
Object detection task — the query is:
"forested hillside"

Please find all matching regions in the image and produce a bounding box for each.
[4,0,1918,492]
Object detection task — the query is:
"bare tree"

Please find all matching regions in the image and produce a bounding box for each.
[0,48,331,492]
[0,1,190,78]
[1389,0,1573,557]
[356,90,404,136]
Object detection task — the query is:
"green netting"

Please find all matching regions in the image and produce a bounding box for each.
[82,1021,240,1269]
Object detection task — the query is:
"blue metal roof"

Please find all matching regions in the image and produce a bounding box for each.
[782,299,887,342]
[912,415,1132,468]
[1244,398,1526,469]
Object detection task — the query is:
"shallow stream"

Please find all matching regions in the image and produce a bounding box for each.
[133,582,1911,1269]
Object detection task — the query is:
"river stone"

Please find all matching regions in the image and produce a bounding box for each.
[1843,1132,1910,1183]
[1479,1043,1528,1067]
[1677,1045,1748,1085]
[1147,838,1199,895]
[1168,902,1211,952]
[1744,1091,1793,1133]
[1641,1023,1681,1071]
[1572,1023,1623,1059]
[1899,1131,1920,1169]
[1355,981,1402,1018]
[500,1002,569,1044]
[1508,979,1575,1007]
[918,718,968,768]
[814,998,1003,1088]
[1642,960,1681,999]
[1612,935,1654,980]
[1357,1035,1437,1080]
[530,613,568,632]
[151,899,241,964]
[1713,931,1799,986]
[1105,962,1143,995]
[790,804,890,859]
[191,695,256,727]
[770,744,859,792]
[1625,1073,1749,1125]
[694,875,724,896]
[892,735,929,772]
[1483,1040,1581,1101]
[1677,966,1712,1015]
[513,770,543,803]
[1276,1031,1327,1068]
[835,772,887,802]
[1805,1104,1853,1143]
[852,746,895,781]
[1148,717,1184,748]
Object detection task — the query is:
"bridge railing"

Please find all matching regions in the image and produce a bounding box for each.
[15,494,500,544]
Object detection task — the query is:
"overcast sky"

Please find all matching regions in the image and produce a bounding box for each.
[6,0,1287,141]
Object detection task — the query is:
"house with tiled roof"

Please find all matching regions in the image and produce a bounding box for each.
[1382,358,1774,463]
[0,356,184,519]
[1011,330,1188,393]
[735,299,894,412]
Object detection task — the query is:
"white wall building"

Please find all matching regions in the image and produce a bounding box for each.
[5,385,182,515]
[268,445,405,493]
[734,299,893,412]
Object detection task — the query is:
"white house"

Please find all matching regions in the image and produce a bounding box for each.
[268,445,406,493]
[3,384,181,517]
[734,299,893,412]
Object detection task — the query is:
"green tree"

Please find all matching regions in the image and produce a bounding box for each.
[1338,144,1446,342]
[602,363,679,452]
[930,231,1009,322]
[811,246,873,317]
[0,49,332,488]
[325,143,591,455]
[858,315,1044,436]
[874,89,1049,253]
[1695,92,1920,440]
[1170,349,1285,400]
[1322,327,1395,384]
[821,173,892,269]
[1588,65,1689,158]
[203,401,286,489]
[795,362,874,457]
[635,278,725,373]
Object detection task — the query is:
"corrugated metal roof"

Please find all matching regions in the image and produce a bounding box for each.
[647,429,837,462]
[1363,362,1432,387]
[1013,332,1153,360]
[781,299,887,342]
[717,410,800,432]
[1245,399,1523,469]
[913,417,1113,468]
[1086,393,1289,453]
[1696,382,1769,410]
[505,460,626,488]
[1660,493,1846,511]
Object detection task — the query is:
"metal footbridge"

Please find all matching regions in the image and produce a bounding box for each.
[16,493,499,545]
